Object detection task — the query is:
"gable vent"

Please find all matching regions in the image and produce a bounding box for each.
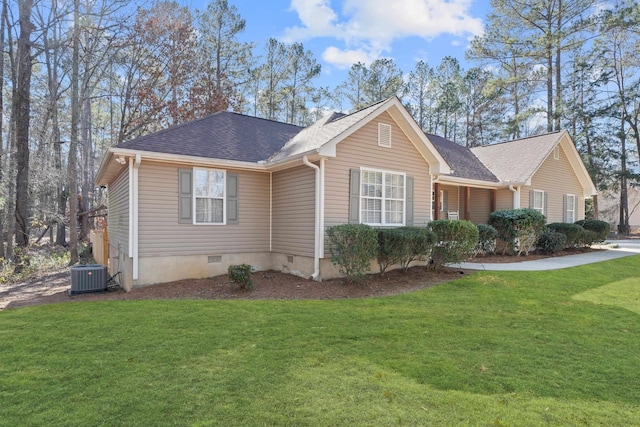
[378,123,392,148]
[553,146,560,160]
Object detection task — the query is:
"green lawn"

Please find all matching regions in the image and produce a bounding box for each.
[1,257,640,426]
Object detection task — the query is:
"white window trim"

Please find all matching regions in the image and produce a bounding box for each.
[378,123,392,148]
[360,167,406,226]
[439,190,444,212]
[566,193,576,223]
[193,167,227,225]
[533,189,545,214]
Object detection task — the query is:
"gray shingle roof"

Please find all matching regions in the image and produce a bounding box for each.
[426,134,499,182]
[471,131,563,183]
[116,111,303,163]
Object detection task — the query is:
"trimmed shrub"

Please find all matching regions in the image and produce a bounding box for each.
[427,220,479,270]
[326,224,378,283]
[228,264,253,290]
[576,229,600,248]
[488,208,546,256]
[575,219,611,242]
[536,230,566,254]
[547,223,585,248]
[377,227,436,273]
[475,224,497,256]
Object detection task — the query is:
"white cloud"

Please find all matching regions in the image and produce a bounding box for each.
[322,46,379,69]
[284,0,484,67]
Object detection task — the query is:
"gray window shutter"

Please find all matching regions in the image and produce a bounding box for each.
[227,174,239,224]
[563,194,567,222]
[406,176,414,226]
[178,168,192,224]
[349,169,360,224]
[543,192,548,217]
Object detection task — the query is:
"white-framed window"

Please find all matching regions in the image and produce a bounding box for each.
[532,189,545,214]
[440,190,444,212]
[565,194,575,223]
[378,123,392,148]
[194,168,226,224]
[360,168,405,225]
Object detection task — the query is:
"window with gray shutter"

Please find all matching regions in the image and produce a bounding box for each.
[178,169,193,224]
[349,169,360,224]
[227,174,238,224]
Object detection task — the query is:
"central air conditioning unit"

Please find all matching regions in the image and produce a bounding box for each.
[69,265,108,295]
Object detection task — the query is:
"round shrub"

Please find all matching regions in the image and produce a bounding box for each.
[574,219,611,242]
[377,227,435,273]
[427,220,479,270]
[326,224,378,283]
[547,223,585,249]
[536,230,567,254]
[475,224,497,256]
[489,208,546,255]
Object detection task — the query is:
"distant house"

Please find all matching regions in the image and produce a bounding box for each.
[598,185,640,231]
[96,97,596,290]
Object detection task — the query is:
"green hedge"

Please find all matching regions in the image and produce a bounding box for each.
[326,224,378,283]
[489,208,546,255]
[536,230,567,254]
[475,224,497,255]
[377,227,435,273]
[547,223,585,248]
[428,220,479,270]
[574,219,611,242]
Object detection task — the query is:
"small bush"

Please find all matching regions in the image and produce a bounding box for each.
[377,227,435,273]
[547,223,585,249]
[326,224,378,283]
[575,219,611,242]
[428,220,479,270]
[576,229,600,248]
[536,230,567,254]
[489,209,546,256]
[475,224,497,256]
[228,264,254,290]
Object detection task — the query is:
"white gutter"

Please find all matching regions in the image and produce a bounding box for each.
[303,155,321,280]
[132,154,141,281]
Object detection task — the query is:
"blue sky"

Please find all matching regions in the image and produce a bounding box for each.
[179,0,492,89]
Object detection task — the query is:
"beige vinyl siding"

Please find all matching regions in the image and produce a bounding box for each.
[272,165,315,257]
[107,167,129,253]
[137,161,270,256]
[496,188,513,211]
[324,111,433,232]
[520,145,585,222]
[469,188,492,224]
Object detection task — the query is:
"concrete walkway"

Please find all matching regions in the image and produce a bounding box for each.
[451,240,640,271]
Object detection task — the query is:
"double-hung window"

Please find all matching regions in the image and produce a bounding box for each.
[565,194,575,223]
[194,168,226,224]
[532,189,545,214]
[360,168,405,225]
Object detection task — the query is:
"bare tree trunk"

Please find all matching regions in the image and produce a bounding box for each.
[619,117,629,235]
[68,0,80,264]
[0,0,7,260]
[13,0,34,272]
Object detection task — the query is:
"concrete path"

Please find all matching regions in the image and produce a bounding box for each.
[451,240,640,271]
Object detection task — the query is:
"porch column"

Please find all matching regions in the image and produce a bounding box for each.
[434,182,440,220]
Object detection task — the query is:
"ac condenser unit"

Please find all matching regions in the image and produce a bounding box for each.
[69,265,108,295]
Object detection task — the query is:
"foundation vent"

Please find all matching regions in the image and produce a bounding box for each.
[208,255,222,263]
[287,255,294,263]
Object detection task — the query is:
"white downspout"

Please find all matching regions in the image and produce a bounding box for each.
[508,184,521,209]
[319,158,325,261]
[303,155,321,280]
[269,172,272,253]
[132,154,141,281]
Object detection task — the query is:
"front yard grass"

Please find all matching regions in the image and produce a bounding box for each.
[1,256,639,426]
